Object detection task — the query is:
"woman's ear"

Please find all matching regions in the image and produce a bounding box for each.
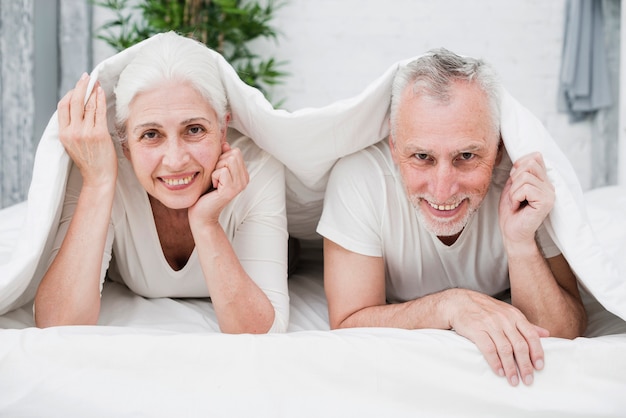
[221,113,231,143]
[122,141,131,161]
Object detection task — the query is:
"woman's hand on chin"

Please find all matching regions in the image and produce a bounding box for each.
[188,142,249,228]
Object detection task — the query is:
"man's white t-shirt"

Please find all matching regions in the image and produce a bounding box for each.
[317,140,560,303]
[51,134,289,330]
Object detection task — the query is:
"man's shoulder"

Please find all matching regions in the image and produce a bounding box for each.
[334,139,395,176]
[227,129,282,177]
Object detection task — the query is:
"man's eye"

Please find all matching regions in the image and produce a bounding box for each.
[460,152,474,160]
[415,153,429,160]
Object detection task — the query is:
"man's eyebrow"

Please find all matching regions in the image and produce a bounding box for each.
[454,144,486,154]
[403,142,487,155]
[403,144,432,154]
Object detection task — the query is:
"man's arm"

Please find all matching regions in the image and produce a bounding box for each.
[324,239,450,330]
[509,251,586,338]
[324,238,547,386]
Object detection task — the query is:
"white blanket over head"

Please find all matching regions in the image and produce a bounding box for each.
[0,32,624,322]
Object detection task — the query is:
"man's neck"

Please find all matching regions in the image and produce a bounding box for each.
[437,231,462,246]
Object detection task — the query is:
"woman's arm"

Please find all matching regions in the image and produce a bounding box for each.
[189,144,288,334]
[34,74,117,327]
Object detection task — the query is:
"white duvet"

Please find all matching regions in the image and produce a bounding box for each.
[0,33,625,416]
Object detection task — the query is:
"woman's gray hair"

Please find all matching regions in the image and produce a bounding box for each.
[114,31,229,143]
[389,48,502,139]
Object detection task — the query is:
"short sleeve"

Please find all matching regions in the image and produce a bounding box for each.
[231,154,290,333]
[317,149,386,257]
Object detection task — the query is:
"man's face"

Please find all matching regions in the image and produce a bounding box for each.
[390,80,501,241]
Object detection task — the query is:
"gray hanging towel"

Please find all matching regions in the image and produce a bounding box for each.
[558,0,612,121]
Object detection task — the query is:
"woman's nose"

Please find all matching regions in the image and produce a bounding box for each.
[162,137,190,169]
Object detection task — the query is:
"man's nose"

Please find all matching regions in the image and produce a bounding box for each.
[430,162,458,202]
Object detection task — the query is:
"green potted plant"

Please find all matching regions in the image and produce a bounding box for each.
[95,0,288,104]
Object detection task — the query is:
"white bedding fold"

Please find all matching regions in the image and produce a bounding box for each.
[1,33,623,321]
[0,326,624,418]
[0,183,625,416]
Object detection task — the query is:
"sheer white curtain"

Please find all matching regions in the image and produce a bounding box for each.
[0,0,92,209]
[0,1,34,208]
[558,0,621,188]
[617,2,626,187]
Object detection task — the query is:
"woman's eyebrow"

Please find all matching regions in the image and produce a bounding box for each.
[132,122,162,134]
[180,117,213,125]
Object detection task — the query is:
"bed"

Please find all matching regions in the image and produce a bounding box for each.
[1,33,625,417]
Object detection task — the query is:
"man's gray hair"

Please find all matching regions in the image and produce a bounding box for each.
[389,48,502,139]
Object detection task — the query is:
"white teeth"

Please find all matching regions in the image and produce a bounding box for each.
[428,200,461,211]
[162,174,195,186]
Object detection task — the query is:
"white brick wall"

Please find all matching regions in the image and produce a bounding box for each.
[93,0,595,189]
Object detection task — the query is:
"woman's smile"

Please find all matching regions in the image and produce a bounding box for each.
[158,172,199,189]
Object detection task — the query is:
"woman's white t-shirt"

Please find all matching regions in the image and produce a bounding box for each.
[52,134,289,331]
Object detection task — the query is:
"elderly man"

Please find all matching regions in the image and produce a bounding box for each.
[317,48,587,387]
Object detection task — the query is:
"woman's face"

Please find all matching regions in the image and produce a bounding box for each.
[123,81,228,210]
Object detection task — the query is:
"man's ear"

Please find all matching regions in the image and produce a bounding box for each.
[495,136,504,165]
[389,134,400,165]
[388,120,399,164]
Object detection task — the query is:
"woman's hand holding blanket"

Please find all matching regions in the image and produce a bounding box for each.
[57,73,118,188]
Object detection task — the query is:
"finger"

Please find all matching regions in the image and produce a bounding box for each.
[489,330,521,386]
[511,153,548,184]
[216,148,246,177]
[57,89,73,128]
[529,324,548,371]
[211,166,232,191]
[471,331,505,379]
[83,89,97,126]
[507,321,547,386]
[70,73,90,124]
[509,177,553,211]
[95,84,107,127]
[504,328,535,386]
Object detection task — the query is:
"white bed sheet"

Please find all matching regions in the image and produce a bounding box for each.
[0,33,624,416]
[0,187,625,417]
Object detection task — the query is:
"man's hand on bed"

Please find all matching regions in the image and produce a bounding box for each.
[446,288,549,387]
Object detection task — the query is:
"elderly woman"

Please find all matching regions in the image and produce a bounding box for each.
[33,32,289,333]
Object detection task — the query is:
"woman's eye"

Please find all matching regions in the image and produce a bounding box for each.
[141,130,159,140]
[187,125,205,135]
